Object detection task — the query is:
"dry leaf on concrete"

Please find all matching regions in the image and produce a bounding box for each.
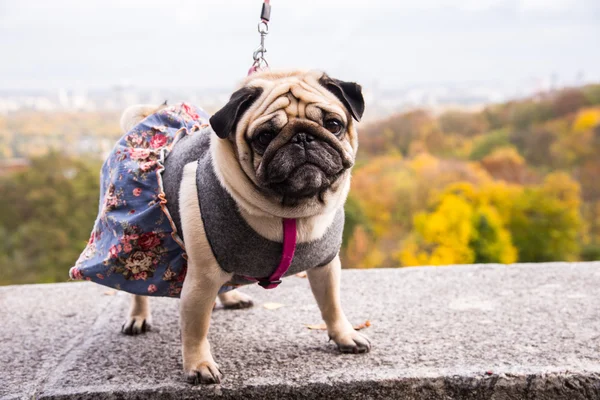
[263,302,284,310]
[305,323,327,330]
[103,290,116,296]
[353,320,371,330]
[295,271,308,278]
[305,320,372,331]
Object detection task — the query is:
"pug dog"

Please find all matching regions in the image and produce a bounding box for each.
[82,69,369,385]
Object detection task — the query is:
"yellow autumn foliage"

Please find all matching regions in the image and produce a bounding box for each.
[573,108,600,132]
[398,185,517,266]
[347,153,494,268]
[550,107,600,167]
[399,194,475,266]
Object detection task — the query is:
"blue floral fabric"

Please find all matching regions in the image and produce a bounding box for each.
[69,103,235,297]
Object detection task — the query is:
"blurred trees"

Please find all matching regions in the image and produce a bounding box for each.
[344,83,600,269]
[0,154,101,284]
[507,173,583,262]
[469,129,511,160]
[0,111,120,160]
[342,153,491,268]
[479,147,537,184]
[439,110,489,137]
[1,84,600,285]
[398,183,517,266]
[397,174,582,266]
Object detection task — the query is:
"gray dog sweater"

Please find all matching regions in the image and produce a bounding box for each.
[162,126,344,286]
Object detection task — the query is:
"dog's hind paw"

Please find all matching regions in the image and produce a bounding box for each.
[186,361,223,385]
[218,289,254,310]
[121,316,151,335]
[331,330,371,354]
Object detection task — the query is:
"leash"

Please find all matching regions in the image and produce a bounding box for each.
[245,1,297,289]
[248,0,271,75]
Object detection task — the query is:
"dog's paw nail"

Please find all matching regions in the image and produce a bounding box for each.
[186,374,199,385]
[334,331,371,354]
[121,317,151,336]
[223,299,254,310]
[185,362,223,385]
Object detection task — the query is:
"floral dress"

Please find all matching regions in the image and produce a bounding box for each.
[69,103,235,297]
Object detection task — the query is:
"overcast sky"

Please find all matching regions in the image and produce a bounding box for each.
[1,0,599,91]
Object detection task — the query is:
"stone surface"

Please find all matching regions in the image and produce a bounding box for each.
[1,262,600,399]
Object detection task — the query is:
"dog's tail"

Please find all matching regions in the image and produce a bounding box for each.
[119,101,169,133]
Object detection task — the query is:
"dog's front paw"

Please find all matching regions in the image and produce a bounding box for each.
[330,330,371,354]
[121,316,150,335]
[185,361,223,385]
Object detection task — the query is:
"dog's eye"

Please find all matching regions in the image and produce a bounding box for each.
[257,132,274,146]
[324,119,343,135]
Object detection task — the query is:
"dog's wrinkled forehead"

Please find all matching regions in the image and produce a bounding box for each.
[209,70,364,140]
[247,72,345,121]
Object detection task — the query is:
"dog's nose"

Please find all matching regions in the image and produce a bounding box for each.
[291,132,315,144]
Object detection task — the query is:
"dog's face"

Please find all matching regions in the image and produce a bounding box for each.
[210,70,364,210]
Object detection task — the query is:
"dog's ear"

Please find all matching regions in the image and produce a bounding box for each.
[319,74,365,122]
[210,86,263,139]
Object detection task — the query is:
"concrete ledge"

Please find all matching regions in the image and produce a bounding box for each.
[2,263,600,399]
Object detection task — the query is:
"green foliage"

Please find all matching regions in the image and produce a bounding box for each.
[507,173,583,262]
[470,204,516,264]
[0,153,101,285]
[469,129,511,160]
[582,84,600,106]
[482,104,509,130]
[581,244,600,261]
[510,101,554,130]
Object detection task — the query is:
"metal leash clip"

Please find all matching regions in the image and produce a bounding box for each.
[249,1,271,74]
